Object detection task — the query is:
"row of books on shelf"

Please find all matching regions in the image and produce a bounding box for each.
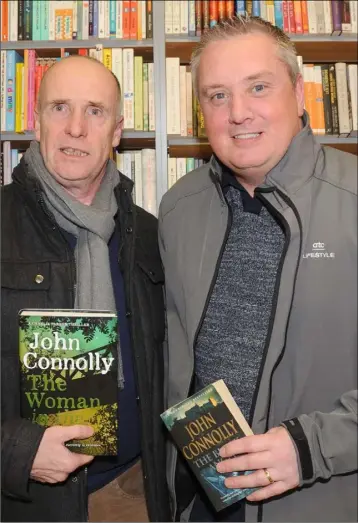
[1,0,152,42]
[167,156,207,189]
[166,57,358,138]
[165,0,358,36]
[1,48,155,133]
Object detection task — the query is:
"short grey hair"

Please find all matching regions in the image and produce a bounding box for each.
[191,15,300,98]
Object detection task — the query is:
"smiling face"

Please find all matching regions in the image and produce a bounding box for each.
[35,57,123,198]
[198,33,304,186]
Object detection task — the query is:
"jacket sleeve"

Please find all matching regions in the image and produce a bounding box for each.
[2,418,46,500]
[285,390,357,485]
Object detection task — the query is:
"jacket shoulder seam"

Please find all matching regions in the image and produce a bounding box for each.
[312,173,357,196]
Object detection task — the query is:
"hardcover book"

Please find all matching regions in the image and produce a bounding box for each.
[19,309,118,456]
[161,379,257,512]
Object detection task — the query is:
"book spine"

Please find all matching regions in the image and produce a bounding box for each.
[137,0,142,40]
[112,48,123,97]
[130,0,137,39]
[9,0,18,41]
[165,0,173,34]
[274,0,283,29]
[234,0,245,16]
[15,62,23,132]
[123,0,130,39]
[350,0,358,33]
[98,0,105,38]
[72,0,78,39]
[322,0,332,34]
[266,0,276,25]
[123,48,134,129]
[179,65,187,137]
[335,62,351,136]
[167,156,177,190]
[142,149,156,216]
[176,157,186,180]
[282,1,289,32]
[303,64,315,131]
[17,0,24,40]
[166,57,180,135]
[0,52,6,136]
[321,64,333,134]
[209,0,218,28]
[92,0,98,37]
[293,0,303,33]
[141,0,146,39]
[315,0,326,34]
[341,0,351,32]
[287,0,295,32]
[115,0,123,38]
[48,1,55,40]
[246,0,253,16]
[146,0,152,39]
[202,1,209,32]
[109,0,116,37]
[148,62,155,131]
[32,0,41,41]
[172,0,180,34]
[134,55,143,131]
[260,0,267,21]
[252,0,261,16]
[6,51,15,131]
[301,0,309,33]
[82,1,89,40]
[195,0,202,36]
[1,0,9,42]
[331,0,342,35]
[347,64,357,136]
[143,62,149,131]
[24,0,32,40]
[88,0,93,36]
[104,0,110,38]
[41,1,50,41]
[328,64,339,135]
[307,0,317,34]
[226,0,235,18]
[27,49,36,131]
[180,0,189,34]
[34,61,42,107]
[186,70,193,137]
[103,48,112,71]
[134,150,143,207]
[313,65,325,135]
[188,0,196,35]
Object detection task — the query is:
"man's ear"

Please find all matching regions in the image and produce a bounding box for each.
[34,109,41,141]
[295,74,305,117]
[112,116,124,148]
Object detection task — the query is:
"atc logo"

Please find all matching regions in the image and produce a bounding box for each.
[302,242,335,259]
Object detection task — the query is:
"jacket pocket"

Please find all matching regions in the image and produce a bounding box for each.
[1,262,51,355]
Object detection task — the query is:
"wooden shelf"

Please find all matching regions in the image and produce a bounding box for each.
[168,136,358,157]
[166,38,358,64]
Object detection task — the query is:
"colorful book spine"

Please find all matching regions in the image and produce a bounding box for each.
[9,0,19,42]
[110,0,117,37]
[32,0,41,41]
[252,0,261,16]
[134,55,143,130]
[209,0,218,27]
[202,0,210,32]
[130,0,137,39]
[301,0,309,33]
[195,0,202,36]
[146,0,153,39]
[1,0,9,42]
[24,0,32,40]
[18,0,24,40]
[41,1,50,41]
[93,0,99,37]
[26,50,36,131]
[331,0,342,35]
[287,0,295,32]
[328,64,339,135]
[15,62,24,132]
[274,0,283,29]
[234,0,246,16]
[143,62,149,131]
[321,64,333,135]
[6,51,23,132]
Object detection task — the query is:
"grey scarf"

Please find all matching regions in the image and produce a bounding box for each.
[25,141,124,387]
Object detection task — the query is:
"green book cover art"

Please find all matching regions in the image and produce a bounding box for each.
[161,381,257,512]
[19,309,118,456]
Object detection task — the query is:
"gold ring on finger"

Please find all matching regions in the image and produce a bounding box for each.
[263,468,275,485]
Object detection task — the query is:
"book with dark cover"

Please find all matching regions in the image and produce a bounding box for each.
[328,64,340,135]
[161,380,257,512]
[19,309,118,456]
[321,64,333,135]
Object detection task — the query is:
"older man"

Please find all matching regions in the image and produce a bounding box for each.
[159,16,357,523]
[1,56,170,522]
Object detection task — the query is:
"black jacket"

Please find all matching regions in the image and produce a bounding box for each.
[1,159,171,522]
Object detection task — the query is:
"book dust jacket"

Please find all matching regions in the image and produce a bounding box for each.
[161,380,257,511]
[19,309,118,456]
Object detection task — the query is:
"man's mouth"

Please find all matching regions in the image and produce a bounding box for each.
[233,132,262,140]
[60,147,89,157]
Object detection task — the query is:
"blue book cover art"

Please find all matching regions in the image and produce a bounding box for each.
[161,380,258,512]
[235,1,246,16]
[6,51,23,132]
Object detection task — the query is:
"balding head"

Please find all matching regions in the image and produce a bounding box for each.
[34,54,124,203]
[36,55,122,119]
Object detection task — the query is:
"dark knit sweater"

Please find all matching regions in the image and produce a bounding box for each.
[195,183,285,422]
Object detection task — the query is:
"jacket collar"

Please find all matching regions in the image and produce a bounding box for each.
[209,111,323,196]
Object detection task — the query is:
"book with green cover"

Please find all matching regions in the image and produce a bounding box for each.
[161,379,257,512]
[19,309,118,456]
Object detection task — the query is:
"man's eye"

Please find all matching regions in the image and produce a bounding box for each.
[88,107,102,116]
[212,93,226,100]
[54,104,66,112]
[253,84,265,93]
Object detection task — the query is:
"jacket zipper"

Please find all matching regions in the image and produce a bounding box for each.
[254,191,303,523]
[171,186,233,517]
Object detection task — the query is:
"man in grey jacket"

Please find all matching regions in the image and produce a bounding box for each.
[159,16,357,523]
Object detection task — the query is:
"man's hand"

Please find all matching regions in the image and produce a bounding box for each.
[30,425,95,484]
[216,426,300,501]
